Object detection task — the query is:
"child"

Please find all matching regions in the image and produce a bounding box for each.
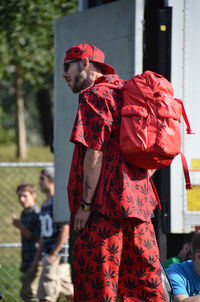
[12,183,41,302]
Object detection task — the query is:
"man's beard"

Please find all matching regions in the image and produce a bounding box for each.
[72,74,87,93]
[71,62,90,93]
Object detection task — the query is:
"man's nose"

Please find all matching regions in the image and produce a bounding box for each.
[62,72,68,78]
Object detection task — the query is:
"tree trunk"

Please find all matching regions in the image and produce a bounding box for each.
[36,89,53,152]
[14,68,27,159]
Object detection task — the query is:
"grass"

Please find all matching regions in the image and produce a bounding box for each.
[0,144,55,301]
[0,144,54,162]
[0,261,22,302]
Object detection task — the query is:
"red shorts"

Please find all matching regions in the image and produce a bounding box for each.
[73,213,166,302]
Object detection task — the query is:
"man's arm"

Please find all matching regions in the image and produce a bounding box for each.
[174,294,200,302]
[73,148,103,232]
[167,266,200,302]
[12,214,32,239]
[83,148,103,202]
[47,224,70,263]
[31,236,43,273]
[149,169,156,177]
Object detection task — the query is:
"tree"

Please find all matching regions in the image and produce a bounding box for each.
[0,0,78,159]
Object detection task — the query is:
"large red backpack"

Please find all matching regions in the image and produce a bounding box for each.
[120,70,194,189]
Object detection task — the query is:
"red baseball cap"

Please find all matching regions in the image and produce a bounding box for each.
[64,44,116,75]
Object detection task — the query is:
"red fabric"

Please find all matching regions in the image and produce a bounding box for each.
[64,44,105,63]
[120,71,183,169]
[64,44,115,75]
[73,214,167,302]
[67,74,159,222]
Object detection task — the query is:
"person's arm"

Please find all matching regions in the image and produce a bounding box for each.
[167,266,199,302]
[149,169,156,177]
[174,294,200,302]
[83,148,103,202]
[31,236,43,273]
[12,214,32,239]
[47,224,70,263]
[73,148,103,232]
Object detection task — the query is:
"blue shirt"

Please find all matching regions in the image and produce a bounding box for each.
[40,198,68,259]
[20,205,40,272]
[167,260,200,296]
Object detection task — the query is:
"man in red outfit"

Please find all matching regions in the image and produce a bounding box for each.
[63,43,166,302]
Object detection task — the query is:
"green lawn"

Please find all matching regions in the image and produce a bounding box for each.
[0,144,54,162]
[0,253,22,302]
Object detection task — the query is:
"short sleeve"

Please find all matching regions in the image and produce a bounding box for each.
[167,268,189,296]
[70,89,113,151]
[31,212,41,242]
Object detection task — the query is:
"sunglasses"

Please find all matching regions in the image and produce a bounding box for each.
[63,59,82,73]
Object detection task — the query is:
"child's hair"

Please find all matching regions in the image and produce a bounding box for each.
[16,183,36,195]
[41,167,54,181]
[192,231,200,259]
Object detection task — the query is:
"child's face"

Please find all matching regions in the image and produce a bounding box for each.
[18,190,35,209]
[39,173,52,193]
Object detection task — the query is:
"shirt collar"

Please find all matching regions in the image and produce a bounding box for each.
[79,74,124,97]
[94,74,121,84]
[23,205,37,214]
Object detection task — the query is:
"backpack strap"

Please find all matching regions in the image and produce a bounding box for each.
[180,152,192,190]
[175,98,195,134]
[175,99,193,189]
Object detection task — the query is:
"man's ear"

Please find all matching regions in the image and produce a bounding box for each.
[81,57,90,70]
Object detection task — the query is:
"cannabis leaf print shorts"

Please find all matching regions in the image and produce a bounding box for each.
[73,213,166,302]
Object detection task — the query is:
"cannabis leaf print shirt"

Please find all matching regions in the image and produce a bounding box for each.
[67,74,158,221]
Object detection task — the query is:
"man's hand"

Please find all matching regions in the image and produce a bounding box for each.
[73,207,91,232]
[47,254,57,264]
[12,214,32,238]
[12,214,21,228]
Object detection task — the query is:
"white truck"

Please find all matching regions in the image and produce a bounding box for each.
[169,0,200,233]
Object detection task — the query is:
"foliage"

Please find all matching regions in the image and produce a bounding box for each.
[0,0,78,146]
[0,128,15,145]
[0,0,78,88]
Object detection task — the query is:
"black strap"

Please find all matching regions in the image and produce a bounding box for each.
[160,258,174,302]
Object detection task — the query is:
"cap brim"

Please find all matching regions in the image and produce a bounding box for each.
[91,61,116,75]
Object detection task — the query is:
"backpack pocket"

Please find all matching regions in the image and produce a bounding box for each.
[120,105,148,153]
[156,97,182,155]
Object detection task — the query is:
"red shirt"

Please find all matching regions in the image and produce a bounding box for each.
[67,74,158,221]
